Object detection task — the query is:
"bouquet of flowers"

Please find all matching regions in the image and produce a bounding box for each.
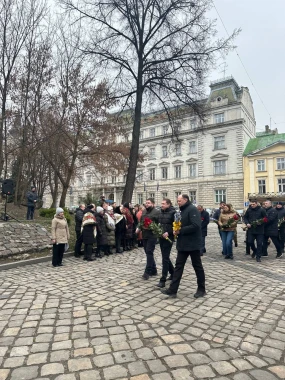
[278,217,285,229]
[221,214,240,229]
[251,217,268,228]
[138,217,172,243]
[173,211,182,239]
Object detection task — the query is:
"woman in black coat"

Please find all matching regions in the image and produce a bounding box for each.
[114,206,127,253]
[95,206,109,256]
[82,205,97,261]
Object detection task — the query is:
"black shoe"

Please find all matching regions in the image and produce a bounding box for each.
[74,254,80,258]
[116,249,123,254]
[156,281,165,288]
[83,257,88,261]
[142,273,149,280]
[200,253,203,256]
[256,257,261,262]
[251,252,256,259]
[194,290,206,298]
[245,252,250,255]
[261,253,268,257]
[235,243,238,247]
[225,255,233,259]
[204,248,206,253]
[58,263,63,266]
[86,257,95,261]
[150,272,158,276]
[52,264,58,267]
[276,252,283,259]
[161,289,177,298]
[166,275,173,281]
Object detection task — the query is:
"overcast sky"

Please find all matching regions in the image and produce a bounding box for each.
[207,0,285,133]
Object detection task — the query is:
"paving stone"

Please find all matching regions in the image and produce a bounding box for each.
[161,334,184,344]
[30,343,49,353]
[55,375,76,380]
[207,349,230,361]
[171,368,194,379]
[73,347,93,357]
[128,361,148,376]
[192,365,216,378]
[4,357,25,368]
[27,352,48,365]
[79,370,101,380]
[250,369,279,380]
[68,358,92,372]
[152,374,172,380]
[268,366,285,378]
[130,375,150,380]
[187,353,211,365]
[135,348,156,360]
[103,365,128,380]
[10,346,29,356]
[0,369,10,380]
[50,350,70,362]
[170,343,193,354]
[52,340,72,351]
[246,355,268,368]
[153,346,171,357]
[93,354,114,367]
[211,361,237,375]
[147,359,167,373]
[233,374,252,380]
[41,363,64,376]
[164,355,189,368]
[113,350,136,363]
[259,346,282,360]
[231,358,253,371]
[10,366,38,380]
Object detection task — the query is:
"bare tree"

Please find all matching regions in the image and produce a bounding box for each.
[61,0,238,202]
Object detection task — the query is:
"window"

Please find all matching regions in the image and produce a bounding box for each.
[189,191,196,203]
[162,146,168,158]
[173,122,181,134]
[215,189,226,203]
[140,130,144,140]
[136,170,143,182]
[174,165,181,179]
[149,192,155,199]
[214,135,225,150]
[149,147,155,159]
[175,191,181,198]
[215,113,225,123]
[190,118,197,130]
[189,141,196,153]
[162,192,168,198]
[86,174,92,187]
[189,163,197,177]
[150,128,155,137]
[277,158,285,170]
[163,125,169,135]
[258,180,266,194]
[138,194,143,204]
[149,168,155,180]
[161,167,168,179]
[278,179,285,192]
[214,160,226,175]
[175,143,181,156]
[111,176,116,184]
[257,160,265,171]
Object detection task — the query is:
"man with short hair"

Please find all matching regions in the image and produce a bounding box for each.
[136,198,160,280]
[157,198,175,288]
[243,200,266,262]
[276,201,285,253]
[26,187,38,220]
[197,205,209,256]
[161,194,206,298]
[74,204,86,257]
[262,200,282,258]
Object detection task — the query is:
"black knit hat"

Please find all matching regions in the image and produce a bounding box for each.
[276,201,283,206]
[123,202,130,209]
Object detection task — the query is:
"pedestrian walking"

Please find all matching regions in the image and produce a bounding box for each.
[262,200,282,258]
[161,194,206,298]
[74,204,86,257]
[218,204,239,259]
[26,187,38,220]
[51,207,70,267]
[157,198,175,288]
[276,202,285,253]
[197,205,209,256]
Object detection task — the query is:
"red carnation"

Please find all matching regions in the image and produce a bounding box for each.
[201,217,204,221]
[263,217,268,223]
[233,214,239,220]
[143,217,152,228]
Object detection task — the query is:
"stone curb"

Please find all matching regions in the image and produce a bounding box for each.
[0,251,74,271]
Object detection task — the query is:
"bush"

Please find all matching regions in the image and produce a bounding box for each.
[39,207,71,225]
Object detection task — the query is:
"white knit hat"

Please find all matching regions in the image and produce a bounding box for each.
[96,206,104,213]
[56,207,64,215]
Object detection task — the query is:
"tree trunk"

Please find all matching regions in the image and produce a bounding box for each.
[59,185,68,208]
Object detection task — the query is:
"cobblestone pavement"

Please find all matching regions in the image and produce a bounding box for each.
[1,224,285,380]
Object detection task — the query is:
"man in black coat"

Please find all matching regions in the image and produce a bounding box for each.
[197,205,210,256]
[161,194,206,298]
[243,200,266,262]
[26,187,38,220]
[74,204,86,257]
[276,201,285,253]
[157,198,175,288]
[262,200,282,258]
[136,198,160,280]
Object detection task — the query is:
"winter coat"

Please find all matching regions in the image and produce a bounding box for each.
[104,214,115,246]
[176,201,201,252]
[213,208,221,221]
[51,215,70,244]
[136,210,143,240]
[96,213,108,246]
[200,209,210,237]
[75,208,84,232]
[141,207,160,239]
[243,206,267,235]
[82,209,96,245]
[158,206,176,238]
[27,191,38,207]
[123,209,134,240]
[218,210,238,231]
[264,207,279,237]
[276,207,285,230]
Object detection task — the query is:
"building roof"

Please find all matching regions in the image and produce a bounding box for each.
[243,133,285,156]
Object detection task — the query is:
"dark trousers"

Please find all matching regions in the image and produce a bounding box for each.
[115,231,122,251]
[26,206,35,220]
[279,228,285,251]
[200,235,206,254]
[169,250,205,294]
[75,231,83,255]
[84,244,93,259]
[248,232,263,259]
[159,238,174,282]
[245,230,251,254]
[52,244,65,266]
[143,238,157,275]
[262,235,281,255]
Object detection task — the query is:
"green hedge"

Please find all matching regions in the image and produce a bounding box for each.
[39,208,71,225]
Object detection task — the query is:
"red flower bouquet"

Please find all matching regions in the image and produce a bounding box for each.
[251,217,268,228]
[138,217,172,243]
[221,214,240,229]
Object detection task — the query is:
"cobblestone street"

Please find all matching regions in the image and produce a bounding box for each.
[1,224,285,380]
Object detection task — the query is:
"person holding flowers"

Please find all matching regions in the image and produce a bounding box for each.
[156,198,176,288]
[276,202,285,253]
[136,198,160,280]
[263,200,282,258]
[244,200,267,262]
[218,204,239,259]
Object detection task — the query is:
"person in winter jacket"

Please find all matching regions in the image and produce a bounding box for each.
[114,206,126,253]
[276,201,285,253]
[82,205,97,261]
[197,205,210,256]
[122,203,134,251]
[26,187,38,220]
[161,194,205,299]
[136,198,160,280]
[218,204,239,259]
[105,206,116,254]
[95,206,109,257]
[136,205,144,247]
[156,199,175,288]
[263,200,282,258]
[213,201,226,252]
[74,204,86,257]
[243,200,267,262]
[51,207,70,267]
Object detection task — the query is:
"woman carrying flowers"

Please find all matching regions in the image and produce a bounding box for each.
[218,204,239,259]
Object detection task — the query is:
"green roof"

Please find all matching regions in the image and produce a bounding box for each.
[243,133,285,156]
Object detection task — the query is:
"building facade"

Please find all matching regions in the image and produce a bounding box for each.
[243,129,285,203]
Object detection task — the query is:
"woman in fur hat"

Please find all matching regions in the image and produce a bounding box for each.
[51,208,70,267]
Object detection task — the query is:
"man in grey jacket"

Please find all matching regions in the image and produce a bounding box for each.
[161,194,206,298]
